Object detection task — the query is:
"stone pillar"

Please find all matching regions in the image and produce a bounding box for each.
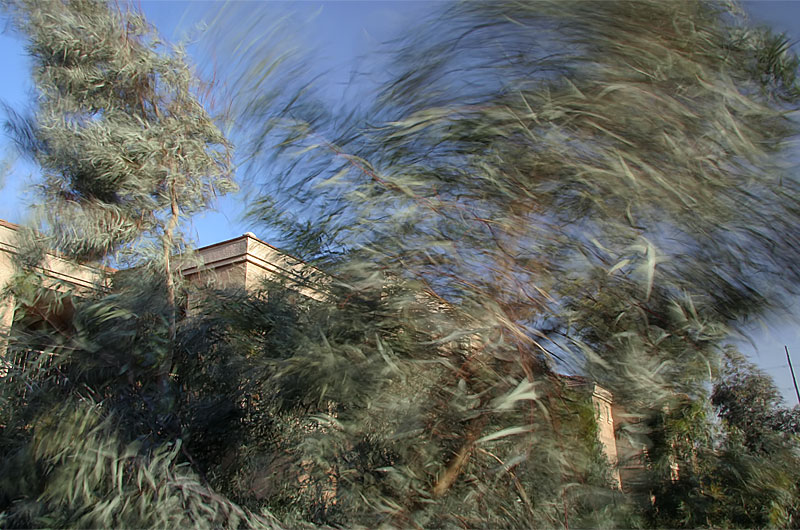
[591,383,622,488]
[0,258,16,369]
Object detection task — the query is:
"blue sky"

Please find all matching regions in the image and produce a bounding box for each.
[0,1,436,244]
[1,1,799,402]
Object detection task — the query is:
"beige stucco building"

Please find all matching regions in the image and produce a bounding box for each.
[0,221,326,355]
[180,232,328,302]
[590,382,622,487]
[0,219,111,358]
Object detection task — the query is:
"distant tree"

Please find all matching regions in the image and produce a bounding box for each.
[708,349,800,527]
[639,348,800,528]
[713,348,800,452]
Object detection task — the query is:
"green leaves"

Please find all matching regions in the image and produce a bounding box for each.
[8,0,235,262]
[222,0,800,525]
[18,400,280,529]
[4,0,800,527]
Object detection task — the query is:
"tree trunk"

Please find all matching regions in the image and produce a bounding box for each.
[158,185,180,392]
[432,417,488,497]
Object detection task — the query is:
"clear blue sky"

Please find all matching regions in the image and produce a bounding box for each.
[0,1,798,403]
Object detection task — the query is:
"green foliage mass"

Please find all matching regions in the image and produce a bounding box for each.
[227,0,800,526]
[0,399,279,529]
[6,0,237,388]
[0,0,250,527]
[2,0,800,528]
[7,0,234,262]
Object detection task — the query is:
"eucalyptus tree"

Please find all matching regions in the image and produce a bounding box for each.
[0,1,265,526]
[6,0,235,384]
[224,0,800,526]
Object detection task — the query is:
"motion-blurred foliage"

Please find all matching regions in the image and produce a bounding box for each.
[226,0,800,526]
[1,0,800,528]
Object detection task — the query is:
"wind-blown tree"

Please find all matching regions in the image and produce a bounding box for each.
[217,0,800,526]
[0,1,270,527]
[707,349,800,527]
[6,0,234,373]
[712,348,800,453]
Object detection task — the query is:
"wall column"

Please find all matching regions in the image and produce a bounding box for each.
[592,383,622,488]
[0,259,16,371]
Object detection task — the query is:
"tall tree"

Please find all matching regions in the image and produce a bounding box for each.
[6,0,235,385]
[0,2,268,527]
[638,348,800,528]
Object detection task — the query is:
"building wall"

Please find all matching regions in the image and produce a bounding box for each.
[0,227,17,357]
[181,232,327,302]
[590,383,622,488]
[0,220,109,357]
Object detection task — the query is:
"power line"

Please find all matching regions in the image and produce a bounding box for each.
[785,345,800,406]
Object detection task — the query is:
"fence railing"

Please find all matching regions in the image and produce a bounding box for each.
[2,345,70,398]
